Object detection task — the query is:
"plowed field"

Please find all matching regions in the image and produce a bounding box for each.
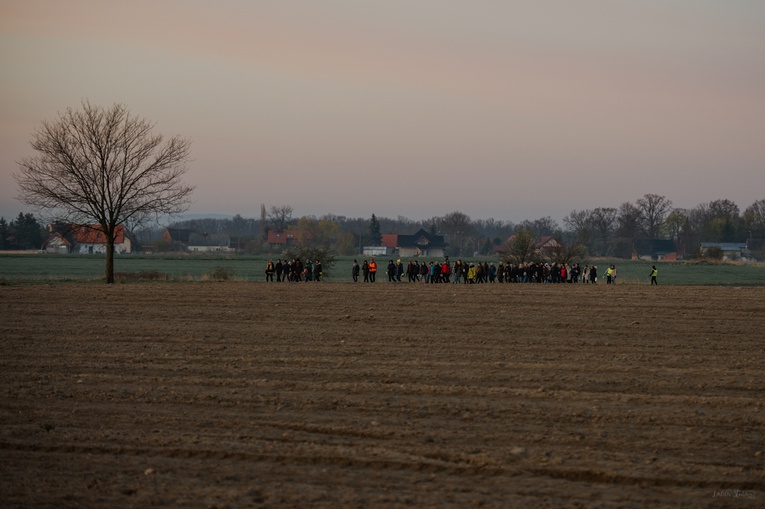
[1,283,763,508]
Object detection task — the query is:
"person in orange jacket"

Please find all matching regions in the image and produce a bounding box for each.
[368,258,377,282]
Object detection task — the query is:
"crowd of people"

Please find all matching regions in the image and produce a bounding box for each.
[349,258,622,284]
[264,258,324,282]
[264,257,631,285]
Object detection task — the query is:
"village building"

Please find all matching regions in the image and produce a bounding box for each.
[41,231,74,254]
[700,242,749,260]
[42,224,136,254]
[161,228,194,251]
[495,235,561,255]
[365,229,446,258]
[633,239,677,261]
[267,230,299,250]
[187,232,232,253]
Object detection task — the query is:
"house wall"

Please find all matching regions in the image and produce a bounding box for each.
[423,248,445,258]
[189,245,233,253]
[363,246,388,256]
[119,238,132,254]
[77,241,132,254]
[45,236,70,254]
[700,244,747,260]
[78,243,106,254]
[398,247,445,258]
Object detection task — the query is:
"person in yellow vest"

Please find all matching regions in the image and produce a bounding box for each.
[606,265,615,284]
[467,263,476,283]
[650,265,658,285]
[368,258,377,282]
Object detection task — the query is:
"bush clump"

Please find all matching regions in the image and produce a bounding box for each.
[114,271,170,281]
[204,267,235,281]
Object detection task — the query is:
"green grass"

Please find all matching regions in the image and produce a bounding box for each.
[1,253,764,285]
[579,259,765,286]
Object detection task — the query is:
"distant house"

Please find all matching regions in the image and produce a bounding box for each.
[381,234,398,251]
[535,236,560,252]
[162,228,194,251]
[43,224,136,254]
[41,231,75,254]
[496,235,561,255]
[187,233,232,253]
[74,225,135,254]
[632,239,677,261]
[362,234,396,256]
[398,229,446,258]
[267,230,299,249]
[377,229,446,258]
[700,242,749,260]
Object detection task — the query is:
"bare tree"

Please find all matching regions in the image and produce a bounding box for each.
[636,194,673,238]
[15,101,193,283]
[439,210,473,256]
[542,238,587,266]
[743,199,765,238]
[689,199,744,243]
[501,230,538,264]
[516,216,560,238]
[662,208,691,254]
[616,201,643,239]
[590,207,617,255]
[708,199,740,220]
[564,209,592,242]
[268,205,294,232]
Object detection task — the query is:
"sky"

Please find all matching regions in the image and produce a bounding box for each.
[1,0,764,225]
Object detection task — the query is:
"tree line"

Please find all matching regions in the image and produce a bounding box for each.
[0,213,46,251]
[5,195,765,260]
[564,195,765,259]
[154,195,764,259]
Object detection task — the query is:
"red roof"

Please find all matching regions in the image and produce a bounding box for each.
[267,230,298,244]
[381,234,398,249]
[74,225,125,244]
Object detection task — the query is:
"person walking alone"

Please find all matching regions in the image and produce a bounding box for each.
[650,265,658,285]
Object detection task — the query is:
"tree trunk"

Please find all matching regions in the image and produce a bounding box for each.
[105,236,115,284]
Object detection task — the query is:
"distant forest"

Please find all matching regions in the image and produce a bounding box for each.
[4,195,765,260]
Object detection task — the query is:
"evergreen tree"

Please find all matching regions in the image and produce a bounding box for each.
[369,214,382,245]
[10,213,45,250]
[0,217,9,250]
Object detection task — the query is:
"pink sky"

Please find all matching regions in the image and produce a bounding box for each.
[2,0,764,224]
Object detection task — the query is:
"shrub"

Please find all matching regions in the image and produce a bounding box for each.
[705,246,724,260]
[114,271,170,281]
[204,267,235,281]
[284,246,335,277]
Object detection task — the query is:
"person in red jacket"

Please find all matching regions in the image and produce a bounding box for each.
[441,260,450,283]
